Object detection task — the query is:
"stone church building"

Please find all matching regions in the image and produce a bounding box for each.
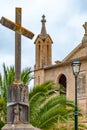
[34,15,87,120]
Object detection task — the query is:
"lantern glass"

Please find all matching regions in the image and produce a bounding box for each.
[72,60,81,76]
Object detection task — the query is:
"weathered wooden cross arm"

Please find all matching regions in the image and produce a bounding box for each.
[0,16,34,39]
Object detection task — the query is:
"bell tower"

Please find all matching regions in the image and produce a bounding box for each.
[34,15,53,85]
[34,15,53,69]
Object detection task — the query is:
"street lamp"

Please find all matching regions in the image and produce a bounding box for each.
[72,60,81,130]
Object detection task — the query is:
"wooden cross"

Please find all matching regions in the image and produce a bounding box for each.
[0,8,34,82]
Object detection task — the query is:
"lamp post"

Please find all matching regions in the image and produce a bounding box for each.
[72,60,81,130]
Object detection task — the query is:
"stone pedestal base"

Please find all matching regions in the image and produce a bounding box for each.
[2,124,41,130]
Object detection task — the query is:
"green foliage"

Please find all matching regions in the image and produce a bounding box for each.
[29,81,75,130]
[29,81,87,130]
[0,121,4,130]
[0,98,5,129]
[29,81,55,124]
[21,67,33,85]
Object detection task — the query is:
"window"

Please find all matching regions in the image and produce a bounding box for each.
[77,73,86,98]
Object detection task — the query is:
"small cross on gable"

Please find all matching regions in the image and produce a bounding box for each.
[83,22,87,34]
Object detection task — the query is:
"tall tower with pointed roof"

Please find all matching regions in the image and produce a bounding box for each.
[34,15,53,85]
[34,15,53,69]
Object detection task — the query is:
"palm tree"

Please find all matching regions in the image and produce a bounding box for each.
[0,63,33,98]
[29,81,75,130]
[29,81,87,130]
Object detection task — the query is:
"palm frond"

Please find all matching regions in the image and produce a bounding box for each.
[21,67,33,85]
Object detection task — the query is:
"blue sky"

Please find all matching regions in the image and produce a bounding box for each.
[0,0,87,85]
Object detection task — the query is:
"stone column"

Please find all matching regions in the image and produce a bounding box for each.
[2,82,41,130]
